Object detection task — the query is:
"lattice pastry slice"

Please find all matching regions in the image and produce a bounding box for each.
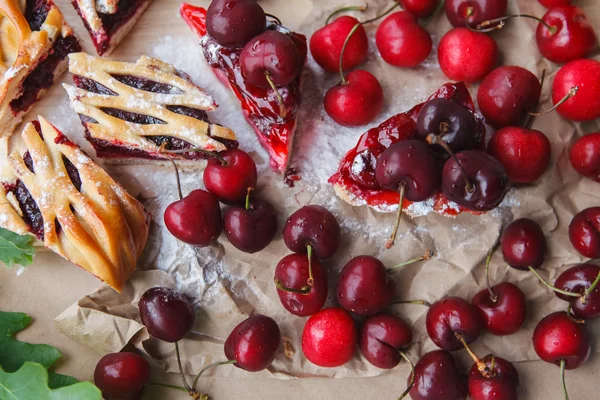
[71,0,152,56]
[0,0,81,137]
[64,52,238,162]
[0,116,151,291]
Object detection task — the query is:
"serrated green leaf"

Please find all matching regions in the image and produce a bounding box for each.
[0,228,35,268]
[0,363,102,400]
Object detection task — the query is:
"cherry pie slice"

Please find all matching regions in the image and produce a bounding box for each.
[71,0,152,56]
[0,117,150,291]
[181,3,307,173]
[0,0,81,138]
[329,82,487,218]
[64,52,237,161]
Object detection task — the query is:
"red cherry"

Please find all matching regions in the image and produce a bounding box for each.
[409,350,468,400]
[535,6,597,64]
[426,297,482,351]
[539,0,571,7]
[554,264,600,320]
[309,16,368,73]
[399,0,439,18]
[501,218,547,270]
[552,59,600,122]
[224,315,281,372]
[487,126,551,184]
[569,207,600,259]
[375,11,432,68]
[138,287,195,343]
[164,189,222,247]
[438,28,498,82]
[324,70,384,126]
[359,313,412,369]
[274,254,328,317]
[223,197,278,253]
[471,282,527,336]
[206,0,266,48]
[302,308,357,368]
[468,355,519,400]
[203,149,257,204]
[445,0,508,27]
[283,205,341,259]
[94,352,150,400]
[477,66,542,128]
[570,132,600,182]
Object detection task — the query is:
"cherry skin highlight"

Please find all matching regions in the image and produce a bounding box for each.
[570,132,600,182]
[439,28,498,82]
[204,148,258,204]
[224,315,281,372]
[552,59,600,122]
[138,287,195,343]
[94,352,151,400]
[206,0,266,48]
[223,197,278,253]
[359,313,412,369]
[471,282,527,336]
[569,207,600,259]
[376,11,432,68]
[302,308,357,368]
[426,297,482,351]
[501,218,547,270]
[310,16,368,73]
[409,350,468,400]
[283,205,341,259]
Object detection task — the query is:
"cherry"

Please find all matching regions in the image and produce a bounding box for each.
[472,282,527,336]
[554,264,600,320]
[310,16,368,73]
[324,70,384,126]
[223,194,277,253]
[224,315,281,371]
[468,355,519,400]
[445,0,507,27]
[569,207,600,259]
[501,218,547,270]
[375,11,432,68]
[409,350,468,400]
[552,59,600,122]
[203,149,257,204]
[441,150,509,212]
[206,0,266,48]
[283,205,341,259]
[477,66,542,128]
[539,0,571,7]
[94,352,150,400]
[302,308,357,368]
[426,297,482,351]
[487,126,551,184]
[570,132,600,182]
[138,287,195,343]
[359,313,412,369]
[274,253,328,317]
[399,0,439,18]
[536,6,597,64]
[438,28,498,83]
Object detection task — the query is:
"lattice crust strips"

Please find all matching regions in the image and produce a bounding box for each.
[64,53,236,155]
[0,117,151,291]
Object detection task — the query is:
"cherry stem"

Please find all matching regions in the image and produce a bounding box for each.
[339,22,361,85]
[485,240,500,302]
[387,249,433,272]
[560,359,569,400]
[274,278,311,294]
[175,342,192,392]
[525,69,547,129]
[583,270,600,300]
[147,382,209,400]
[264,72,287,119]
[325,4,368,25]
[386,182,406,249]
[306,244,315,287]
[529,87,578,117]
[361,2,400,24]
[264,13,281,25]
[192,360,236,391]
[454,333,491,378]
[397,351,416,400]
[566,304,586,324]
[474,14,556,33]
[428,136,474,193]
[165,153,184,200]
[528,266,580,298]
[245,187,254,211]
[391,299,432,307]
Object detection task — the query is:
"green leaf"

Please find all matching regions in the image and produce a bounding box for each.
[0,228,35,268]
[0,363,102,400]
[48,373,79,390]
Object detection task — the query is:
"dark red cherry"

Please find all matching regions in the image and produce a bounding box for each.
[94,352,150,400]
[204,149,257,204]
[501,218,547,270]
[536,5,597,64]
[409,350,468,400]
[552,59,600,122]
[426,297,482,351]
[302,308,357,368]
[539,0,571,7]
[477,66,542,128]
[438,28,498,82]
[165,189,222,247]
[487,126,551,184]
[359,313,412,369]
[445,0,508,27]
[283,205,341,259]
[555,264,600,320]
[224,315,281,372]
[375,11,432,68]
[241,30,303,89]
[468,355,519,400]
[399,0,439,18]
[441,150,509,212]
[223,197,277,253]
[471,282,527,336]
[274,254,327,317]
[310,16,368,73]
[570,133,600,183]
[138,287,195,343]
[206,0,266,48]
[569,207,600,259]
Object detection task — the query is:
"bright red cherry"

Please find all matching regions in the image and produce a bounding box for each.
[570,133,600,182]
[445,0,508,27]
[501,218,547,270]
[554,264,600,320]
[223,197,277,253]
[310,16,368,73]
[224,315,281,371]
[487,126,551,184]
[426,297,482,351]
[536,6,597,64]
[399,0,439,18]
[552,59,600,122]
[468,355,519,400]
[376,11,432,68]
[359,313,412,369]
[302,308,357,368]
[438,28,498,82]
[324,70,384,126]
[203,149,257,204]
[539,0,571,7]
[569,207,600,259]
[283,205,341,259]
[94,352,150,400]
[206,0,266,48]
[477,66,542,128]
[471,282,527,336]
[138,287,195,343]
[409,350,468,400]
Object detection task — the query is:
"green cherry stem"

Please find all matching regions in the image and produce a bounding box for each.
[397,351,416,400]
[175,342,192,392]
[560,359,569,400]
[274,278,311,294]
[264,72,287,118]
[528,267,580,298]
[474,14,556,33]
[391,299,432,307]
[528,87,579,117]
[325,4,368,25]
[454,333,491,378]
[525,69,547,129]
[485,240,500,302]
[387,249,434,272]
[245,187,254,211]
[164,153,184,200]
[306,244,315,287]
[192,360,237,392]
[386,182,406,249]
[583,270,600,300]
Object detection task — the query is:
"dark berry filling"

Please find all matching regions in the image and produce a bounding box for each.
[101,108,166,125]
[73,75,117,96]
[25,0,50,31]
[111,74,182,94]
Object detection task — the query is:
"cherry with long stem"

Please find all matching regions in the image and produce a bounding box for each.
[191,360,237,392]
[274,244,316,294]
[455,333,493,377]
[398,352,416,400]
[529,87,579,117]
